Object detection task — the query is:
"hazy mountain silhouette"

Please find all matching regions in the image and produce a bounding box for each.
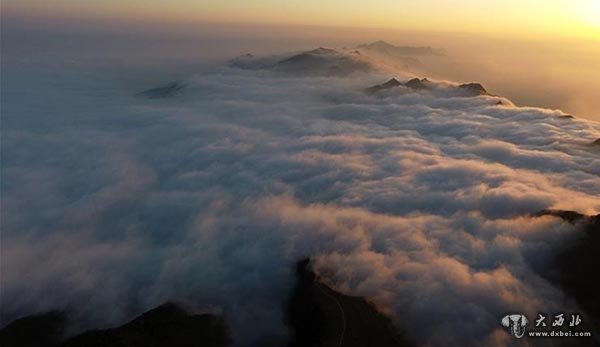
[138,82,185,99]
[229,47,376,76]
[357,41,445,57]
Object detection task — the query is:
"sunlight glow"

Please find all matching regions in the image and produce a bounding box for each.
[580,0,600,26]
[3,0,600,40]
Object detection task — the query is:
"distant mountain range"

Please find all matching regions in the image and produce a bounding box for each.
[227,41,445,76]
[139,44,488,101]
[229,47,376,77]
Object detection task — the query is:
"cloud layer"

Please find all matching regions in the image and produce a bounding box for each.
[2,52,600,346]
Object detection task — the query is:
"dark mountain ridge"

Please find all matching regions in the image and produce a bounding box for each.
[366,77,489,96]
[1,260,412,347]
[533,209,600,342]
[0,303,229,347]
[286,258,415,347]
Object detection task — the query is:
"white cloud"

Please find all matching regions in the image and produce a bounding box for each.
[1,51,599,346]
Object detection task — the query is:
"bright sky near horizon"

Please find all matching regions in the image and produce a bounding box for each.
[4,0,600,40]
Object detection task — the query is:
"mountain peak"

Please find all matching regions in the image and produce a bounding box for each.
[365,77,404,94]
[382,78,402,87]
[405,78,431,90]
[372,40,393,47]
[458,83,488,96]
[307,47,337,55]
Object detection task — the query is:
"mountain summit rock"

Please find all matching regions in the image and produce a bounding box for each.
[458,83,488,96]
[366,77,489,97]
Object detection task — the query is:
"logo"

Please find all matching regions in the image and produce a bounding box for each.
[501,314,528,338]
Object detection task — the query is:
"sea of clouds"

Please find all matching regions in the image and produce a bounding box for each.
[2,50,600,347]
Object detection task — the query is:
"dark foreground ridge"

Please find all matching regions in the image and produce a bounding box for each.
[1,259,413,347]
[286,258,415,347]
[0,312,67,347]
[63,303,229,347]
[0,303,230,347]
[534,210,600,330]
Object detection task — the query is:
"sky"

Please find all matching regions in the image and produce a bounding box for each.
[4,0,600,40]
